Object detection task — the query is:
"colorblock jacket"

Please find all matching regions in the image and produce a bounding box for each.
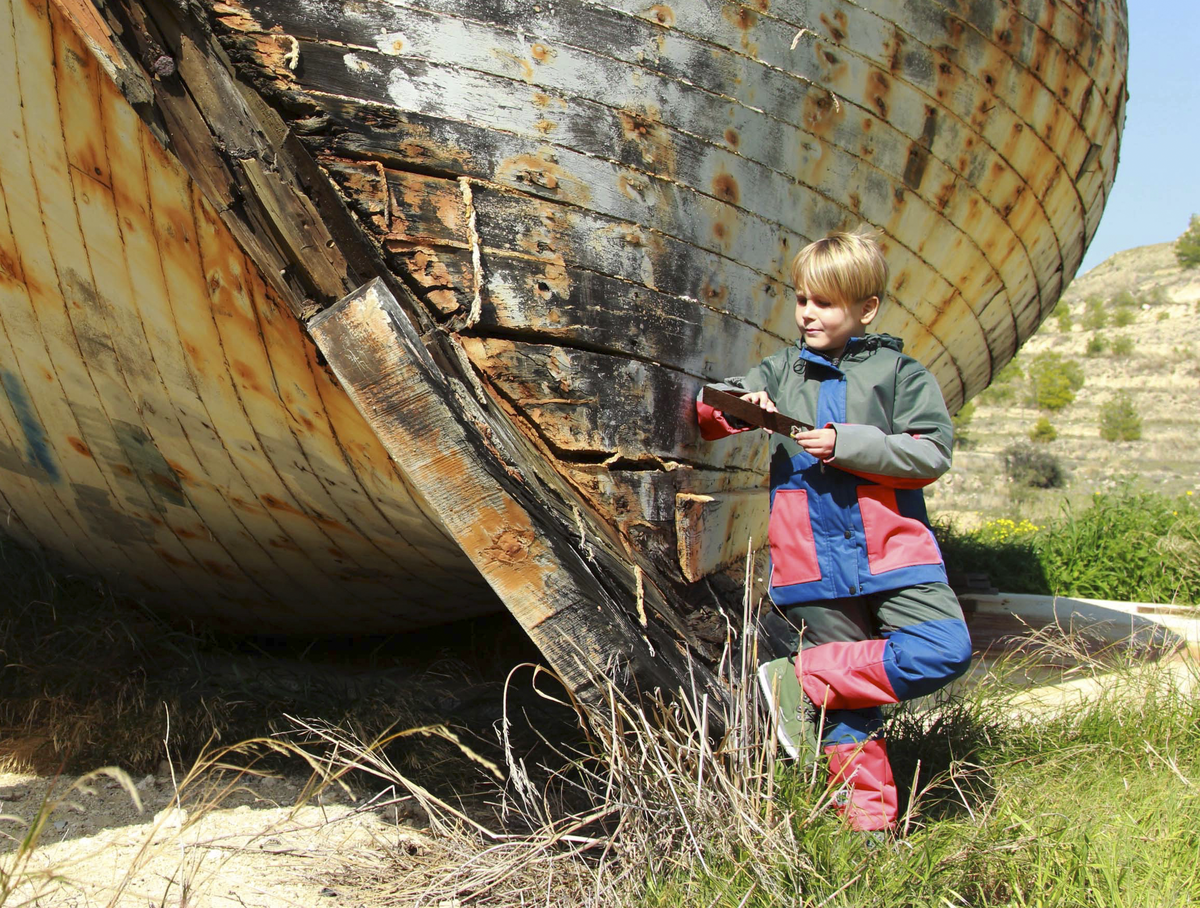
[697,335,953,605]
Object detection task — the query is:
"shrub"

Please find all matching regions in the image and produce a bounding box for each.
[978,383,1013,405]
[1099,391,1142,441]
[1112,307,1135,327]
[1110,289,1137,309]
[1111,335,1134,356]
[1029,416,1057,443]
[1052,300,1072,332]
[1038,489,1200,603]
[1082,295,1108,330]
[936,516,1048,594]
[939,489,1200,603]
[978,359,1023,405]
[1084,334,1107,357]
[1026,352,1084,410]
[1176,214,1200,269]
[1157,310,1170,322]
[1004,442,1066,488]
[951,400,976,449]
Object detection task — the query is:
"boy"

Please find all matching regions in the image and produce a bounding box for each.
[696,227,972,833]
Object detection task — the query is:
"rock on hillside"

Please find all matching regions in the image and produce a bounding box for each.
[927,241,1200,527]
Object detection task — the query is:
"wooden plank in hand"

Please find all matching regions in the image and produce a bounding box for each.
[700,386,814,435]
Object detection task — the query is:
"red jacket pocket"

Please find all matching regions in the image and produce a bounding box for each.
[856,486,942,574]
[768,489,822,586]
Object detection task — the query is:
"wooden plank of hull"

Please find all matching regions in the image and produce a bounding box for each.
[476,254,785,380]
[310,278,724,712]
[459,336,766,470]
[328,165,798,352]
[66,74,264,596]
[469,184,795,342]
[676,491,769,585]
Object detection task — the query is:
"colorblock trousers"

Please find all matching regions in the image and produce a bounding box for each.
[778,582,972,831]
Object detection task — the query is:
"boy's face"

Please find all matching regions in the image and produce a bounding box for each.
[795,286,878,354]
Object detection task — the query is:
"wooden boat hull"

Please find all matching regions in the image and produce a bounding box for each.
[0,0,1127,701]
[0,0,497,631]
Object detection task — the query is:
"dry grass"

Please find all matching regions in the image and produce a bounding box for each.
[287,562,827,907]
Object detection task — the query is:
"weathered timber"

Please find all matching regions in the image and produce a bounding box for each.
[458,336,766,471]
[676,491,769,585]
[699,388,815,436]
[309,279,724,711]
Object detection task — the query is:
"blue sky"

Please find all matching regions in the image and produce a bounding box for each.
[1077,2,1200,273]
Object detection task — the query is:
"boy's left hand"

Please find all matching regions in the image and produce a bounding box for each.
[791,427,836,460]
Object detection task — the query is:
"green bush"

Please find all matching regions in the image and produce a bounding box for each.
[978,359,1023,405]
[1110,289,1137,309]
[1004,442,1065,488]
[1027,352,1084,410]
[1112,307,1135,327]
[1099,390,1142,441]
[1039,490,1199,603]
[1157,310,1171,322]
[1176,214,1200,269]
[1028,416,1057,443]
[936,516,1048,594]
[1052,300,1072,332]
[938,489,1200,603]
[1084,334,1107,357]
[1082,295,1108,330]
[1111,335,1134,356]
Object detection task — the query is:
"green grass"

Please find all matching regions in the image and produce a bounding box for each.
[641,650,1200,908]
[938,489,1200,605]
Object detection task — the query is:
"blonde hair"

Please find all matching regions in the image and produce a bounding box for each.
[789,225,888,308]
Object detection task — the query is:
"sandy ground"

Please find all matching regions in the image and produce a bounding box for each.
[0,766,426,907]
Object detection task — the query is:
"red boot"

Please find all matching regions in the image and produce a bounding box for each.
[825,738,897,831]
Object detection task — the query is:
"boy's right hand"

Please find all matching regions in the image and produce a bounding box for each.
[740,391,778,431]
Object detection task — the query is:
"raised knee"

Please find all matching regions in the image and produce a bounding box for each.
[939,623,973,682]
[888,619,973,698]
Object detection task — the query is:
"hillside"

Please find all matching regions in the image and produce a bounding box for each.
[927,240,1200,527]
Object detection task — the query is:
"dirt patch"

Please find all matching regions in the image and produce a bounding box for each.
[0,766,410,907]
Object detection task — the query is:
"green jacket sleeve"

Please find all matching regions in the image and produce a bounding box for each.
[829,358,953,488]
